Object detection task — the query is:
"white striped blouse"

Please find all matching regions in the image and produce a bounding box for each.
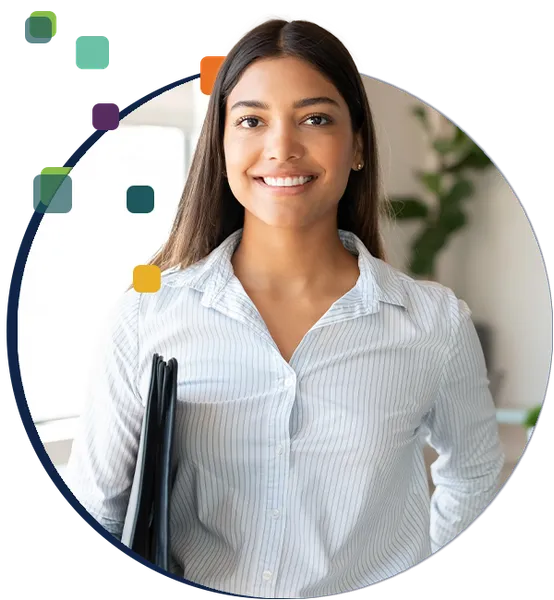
[65,227,505,598]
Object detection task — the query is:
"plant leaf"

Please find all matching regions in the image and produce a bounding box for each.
[463,145,492,169]
[409,208,468,275]
[440,179,474,206]
[523,405,541,428]
[418,171,443,195]
[441,208,467,233]
[453,126,466,144]
[433,138,455,155]
[412,105,430,132]
[409,226,447,276]
[388,197,429,219]
[445,145,492,173]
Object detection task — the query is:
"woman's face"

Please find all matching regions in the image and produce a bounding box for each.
[223,56,363,229]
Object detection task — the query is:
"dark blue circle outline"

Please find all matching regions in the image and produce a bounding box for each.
[4,73,552,598]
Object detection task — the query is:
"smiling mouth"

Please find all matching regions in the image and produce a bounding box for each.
[254,176,318,190]
[254,175,317,190]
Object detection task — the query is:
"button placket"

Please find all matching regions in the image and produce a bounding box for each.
[258,370,294,592]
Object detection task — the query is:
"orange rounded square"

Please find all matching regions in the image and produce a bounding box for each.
[133,265,161,293]
[200,56,226,95]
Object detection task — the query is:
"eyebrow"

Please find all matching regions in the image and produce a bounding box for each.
[229,96,341,112]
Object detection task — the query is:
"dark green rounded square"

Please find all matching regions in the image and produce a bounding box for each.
[25,16,54,46]
[127,185,154,213]
[29,16,52,40]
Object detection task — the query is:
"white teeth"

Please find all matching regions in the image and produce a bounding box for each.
[262,175,314,187]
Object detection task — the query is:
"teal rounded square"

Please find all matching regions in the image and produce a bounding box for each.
[33,174,72,214]
[127,185,154,213]
[76,36,109,69]
[25,17,51,44]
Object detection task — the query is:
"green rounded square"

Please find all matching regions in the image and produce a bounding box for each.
[76,36,109,70]
[127,185,154,213]
[30,11,56,37]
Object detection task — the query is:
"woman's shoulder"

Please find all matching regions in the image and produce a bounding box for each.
[108,265,203,320]
[372,257,470,325]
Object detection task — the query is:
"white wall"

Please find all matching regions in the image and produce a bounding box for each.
[461,169,551,408]
[362,75,551,410]
[20,124,187,422]
[123,77,211,146]
[362,77,437,273]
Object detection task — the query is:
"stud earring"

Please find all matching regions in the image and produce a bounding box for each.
[356,163,363,171]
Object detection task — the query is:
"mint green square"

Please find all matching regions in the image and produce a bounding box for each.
[76,36,109,69]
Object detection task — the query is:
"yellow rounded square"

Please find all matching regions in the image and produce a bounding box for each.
[133,265,161,293]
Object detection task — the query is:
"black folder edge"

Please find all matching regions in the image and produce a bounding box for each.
[121,353,162,550]
[155,358,177,569]
[121,353,178,572]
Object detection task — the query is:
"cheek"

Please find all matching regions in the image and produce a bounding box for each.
[319,146,355,191]
[317,135,354,168]
[224,136,256,174]
[223,139,255,206]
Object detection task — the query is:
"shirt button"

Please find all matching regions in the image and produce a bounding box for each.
[271,509,281,518]
[262,570,273,581]
[276,445,284,455]
[283,377,294,387]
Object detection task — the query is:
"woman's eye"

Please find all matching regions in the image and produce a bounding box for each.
[236,114,331,129]
[304,114,331,126]
[238,117,261,128]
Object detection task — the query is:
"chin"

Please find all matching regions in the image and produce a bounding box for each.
[248,210,319,230]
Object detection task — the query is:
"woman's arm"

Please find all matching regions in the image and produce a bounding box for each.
[422,292,505,554]
[64,290,144,541]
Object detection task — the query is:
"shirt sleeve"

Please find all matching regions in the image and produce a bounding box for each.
[64,289,144,541]
[422,291,505,553]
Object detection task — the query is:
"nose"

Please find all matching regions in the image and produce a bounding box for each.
[263,119,305,162]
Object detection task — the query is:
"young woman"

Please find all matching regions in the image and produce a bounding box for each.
[66,18,505,598]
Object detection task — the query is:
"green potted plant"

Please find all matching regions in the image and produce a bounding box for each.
[387,105,494,280]
[523,405,542,442]
[386,105,503,400]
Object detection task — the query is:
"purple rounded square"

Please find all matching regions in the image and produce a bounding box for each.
[92,103,120,130]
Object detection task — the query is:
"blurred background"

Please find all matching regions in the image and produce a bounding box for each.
[22,73,551,493]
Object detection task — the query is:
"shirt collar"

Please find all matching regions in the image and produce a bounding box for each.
[164,228,407,313]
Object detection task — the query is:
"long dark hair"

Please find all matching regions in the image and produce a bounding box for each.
[147,18,389,273]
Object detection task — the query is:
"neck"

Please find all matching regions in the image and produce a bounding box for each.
[230,220,359,298]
